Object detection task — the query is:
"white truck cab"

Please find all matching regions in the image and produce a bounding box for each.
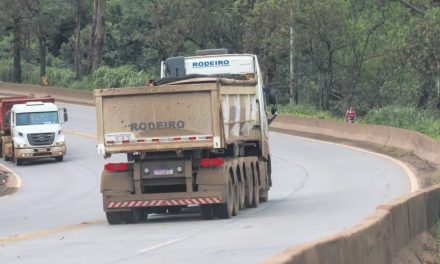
[159,49,277,156]
[9,102,67,165]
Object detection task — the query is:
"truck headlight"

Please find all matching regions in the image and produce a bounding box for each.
[17,143,27,148]
[56,141,65,146]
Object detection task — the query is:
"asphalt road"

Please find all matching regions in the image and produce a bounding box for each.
[0,103,411,263]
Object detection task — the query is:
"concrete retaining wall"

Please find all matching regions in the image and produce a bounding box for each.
[1,83,439,263]
[0,82,93,105]
[266,116,440,264]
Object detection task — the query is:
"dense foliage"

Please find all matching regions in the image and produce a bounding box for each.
[0,0,439,118]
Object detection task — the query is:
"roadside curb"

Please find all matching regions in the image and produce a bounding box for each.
[0,164,21,198]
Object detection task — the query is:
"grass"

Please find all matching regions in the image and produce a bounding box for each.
[436,222,440,263]
[277,103,337,120]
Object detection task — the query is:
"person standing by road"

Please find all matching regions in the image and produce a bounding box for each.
[345,106,356,123]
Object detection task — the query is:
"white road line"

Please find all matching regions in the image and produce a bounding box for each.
[138,236,189,253]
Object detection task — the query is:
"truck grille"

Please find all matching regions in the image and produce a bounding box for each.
[27,133,55,146]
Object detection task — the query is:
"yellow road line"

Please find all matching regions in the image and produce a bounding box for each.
[63,129,97,139]
[0,220,104,244]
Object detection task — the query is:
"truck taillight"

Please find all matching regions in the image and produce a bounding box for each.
[105,163,129,172]
[200,158,224,167]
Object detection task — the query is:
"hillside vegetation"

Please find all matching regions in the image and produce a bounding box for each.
[0,0,439,138]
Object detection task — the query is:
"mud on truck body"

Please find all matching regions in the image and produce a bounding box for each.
[94,49,277,224]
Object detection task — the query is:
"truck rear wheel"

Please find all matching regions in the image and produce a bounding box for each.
[238,180,245,210]
[106,212,122,225]
[200,205,214,220]
[121,208,140,224]
[15,158,23,166]
[232,182,240,216]
[106,208,140,224]
[250,174,259,208]
[218,176,234,219]
[245,172,254,208]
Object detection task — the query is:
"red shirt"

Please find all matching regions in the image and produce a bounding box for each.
[346,110,356,120]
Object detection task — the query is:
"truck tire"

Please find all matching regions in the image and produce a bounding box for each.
[238,180,245,210]
[12,145,22,166]
[232,182,239,216]
[15,158,23,166]
[218,176,234,219]
[121,208,140,224]
[200,205,214,220]
[55,156,63,162]
[244,172,254,208]
[250,174,259,208]
[106,212,122,225]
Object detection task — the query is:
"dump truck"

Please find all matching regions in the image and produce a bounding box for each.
[94,49,277,224]
[0,95,68,165]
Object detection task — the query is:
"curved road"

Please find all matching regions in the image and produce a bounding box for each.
[0,103,412,263]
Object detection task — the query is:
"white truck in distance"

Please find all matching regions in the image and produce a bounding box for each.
[0,96,68,165]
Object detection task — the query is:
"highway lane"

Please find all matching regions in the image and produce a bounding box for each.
[0,103,412,263]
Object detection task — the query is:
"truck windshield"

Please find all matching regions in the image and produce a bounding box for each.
[16,111,59,126]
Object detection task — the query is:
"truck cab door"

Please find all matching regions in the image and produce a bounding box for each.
[59,108,68,123]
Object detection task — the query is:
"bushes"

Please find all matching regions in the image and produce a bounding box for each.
[0,59,153,90]
[278,103,337,120]
[86,65,151,89]
[363,106,440,140]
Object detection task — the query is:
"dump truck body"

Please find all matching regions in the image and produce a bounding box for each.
[95,51,276,224]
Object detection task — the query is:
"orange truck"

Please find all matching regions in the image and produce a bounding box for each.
[94,49,277,224]
[0,95,68,165]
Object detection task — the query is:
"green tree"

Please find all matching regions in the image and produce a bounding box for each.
[0,0,33,83]
[242,0,290,86]
[406,8,440,109]
[89,0,106,73]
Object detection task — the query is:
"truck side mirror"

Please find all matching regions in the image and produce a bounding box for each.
[60,108,68,123]
[268,88,277,105]
[265,87,278,125]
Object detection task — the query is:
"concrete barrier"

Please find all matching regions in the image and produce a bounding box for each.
[265,115,440,264]
[0,82,94,105]
[1,83,439,263]
[273,115,440,165]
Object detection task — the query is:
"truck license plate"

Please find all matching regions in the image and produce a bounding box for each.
[154,169,173,175]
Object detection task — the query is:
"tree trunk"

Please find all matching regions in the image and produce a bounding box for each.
[417,62,430,109]
[38,35,46,78]
[88,0,106,73]
[75,0,82,80]
[13,16,22,83]
[436,60,440,110]
[289,10,299,104]
[318,70,324,109]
